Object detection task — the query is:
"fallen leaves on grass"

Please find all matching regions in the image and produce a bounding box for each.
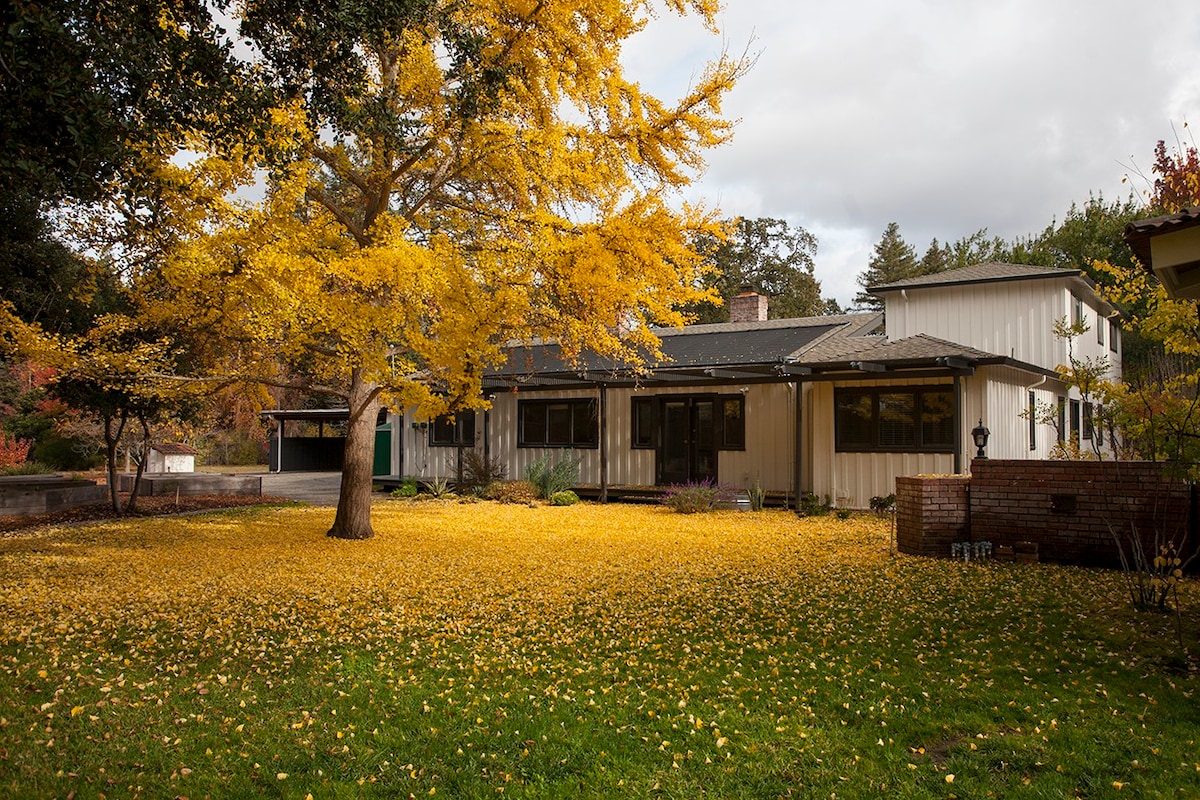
[0,502,1195,797]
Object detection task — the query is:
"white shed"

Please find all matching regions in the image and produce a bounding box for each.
[147,443,198,474]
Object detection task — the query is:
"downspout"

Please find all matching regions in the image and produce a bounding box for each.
[599,384,609,503]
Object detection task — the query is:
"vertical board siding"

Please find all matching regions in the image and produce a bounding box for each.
[883,278,1124,379]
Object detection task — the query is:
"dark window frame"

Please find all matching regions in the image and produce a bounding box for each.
[1069,398,1081,440]
[1028,390,1036,451]
[718,394,746,451]
[631,396,656,449]
[430,412,476,447]
[834,386,956,454]
[518,398,599,449]
[1109,320,1119,354]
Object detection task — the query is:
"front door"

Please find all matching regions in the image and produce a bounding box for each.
[657,397,717,485]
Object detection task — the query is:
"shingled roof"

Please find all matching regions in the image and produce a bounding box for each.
[868,262,1084,293]
[1124,207,1200,266]
[484,313,883,390]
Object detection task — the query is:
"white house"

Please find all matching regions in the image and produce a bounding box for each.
[283,263,1122,509]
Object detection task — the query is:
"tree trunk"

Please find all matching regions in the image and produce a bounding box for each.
[327,369,383,539]
[104,412,127,514]
[124,416,151,513]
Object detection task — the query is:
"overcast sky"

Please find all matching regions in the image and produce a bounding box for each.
[623,0,1200,307]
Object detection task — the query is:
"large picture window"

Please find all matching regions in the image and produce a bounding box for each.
[834,387,955,453]
[431,412,475,447]
[519,399,598,448]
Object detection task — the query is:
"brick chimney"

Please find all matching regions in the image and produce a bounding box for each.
[729,288,768,323]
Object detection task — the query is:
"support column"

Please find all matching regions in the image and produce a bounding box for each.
[793,381,803,512]
[599,384,609,503]
[953,374,962,475]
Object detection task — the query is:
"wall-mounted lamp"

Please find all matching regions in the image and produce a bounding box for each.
[971,418,990,459]
[411,421,428,431]
[739,386,750,394]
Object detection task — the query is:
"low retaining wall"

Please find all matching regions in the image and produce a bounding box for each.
[117,473,262,498]
[0,475,108,517]
[896,460,1196,569]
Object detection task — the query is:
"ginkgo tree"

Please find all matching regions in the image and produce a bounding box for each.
[157,0,749,538]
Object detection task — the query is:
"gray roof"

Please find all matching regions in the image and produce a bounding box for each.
[485,313,884,389]
[868,262,1084,293]
[802,333,1005,367]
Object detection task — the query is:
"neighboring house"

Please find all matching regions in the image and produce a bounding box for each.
[146,443,198,473]
[268,262,1121,509]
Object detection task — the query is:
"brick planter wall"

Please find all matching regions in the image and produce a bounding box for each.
[970,459,1193,569]
[895,475,970,558]
[895,460,1196,569]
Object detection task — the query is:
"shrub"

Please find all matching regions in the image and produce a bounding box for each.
[797,492,831,517]
[462,450,507,495]
[661,479,735,514]
[485,480,540,504]
[836,508,853,520]
[0,431,31,469]
[550,490,579,506]
[523,454,580,500]
[869,494,896,515]
[390,478,419,499]
[0,460,57,476]
[747,478,766,511]
[423,475,455,499]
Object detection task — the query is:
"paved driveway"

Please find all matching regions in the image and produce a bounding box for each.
[258,472,343,506]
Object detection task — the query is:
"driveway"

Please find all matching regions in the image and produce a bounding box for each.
[258,472,343,506]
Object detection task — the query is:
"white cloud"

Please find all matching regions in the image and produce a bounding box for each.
[625,0,1200,306]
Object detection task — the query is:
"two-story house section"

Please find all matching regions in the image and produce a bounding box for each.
[867,262,1120,460]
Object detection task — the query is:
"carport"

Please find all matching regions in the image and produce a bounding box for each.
[261,408,390,473]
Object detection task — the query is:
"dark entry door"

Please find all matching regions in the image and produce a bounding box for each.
[657,397,717,485]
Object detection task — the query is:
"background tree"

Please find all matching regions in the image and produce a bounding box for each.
[687,217,833,322]
[854,222,918,310]
[151,0,748,539]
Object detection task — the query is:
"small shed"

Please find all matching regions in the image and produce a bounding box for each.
[147,443,198,473]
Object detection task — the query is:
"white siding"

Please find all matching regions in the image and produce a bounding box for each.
[884,277,1120,380]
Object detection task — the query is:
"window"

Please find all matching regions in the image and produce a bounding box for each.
[632,397,655,449]
[1057,397,1066,443]
[1069,399,1081,440]
[1097,314,1105,345]
[431,412,475,447]
[1028,390,1036,451]
[1082,402,1094,440]
[1071,294,1084,326]
[1109,320,1119,354]
[719,395,745,450]
[519,399,598,448]
[834,387,954,453]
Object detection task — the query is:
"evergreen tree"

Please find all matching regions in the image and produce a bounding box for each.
[854,222,918,310]
[918,237,951,276]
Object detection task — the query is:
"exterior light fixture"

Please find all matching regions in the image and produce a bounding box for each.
[971,418,990,459]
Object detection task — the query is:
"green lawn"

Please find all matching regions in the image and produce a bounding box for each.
[0,502,1196,798]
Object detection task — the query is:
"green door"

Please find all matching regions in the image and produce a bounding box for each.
[373,426,392,477]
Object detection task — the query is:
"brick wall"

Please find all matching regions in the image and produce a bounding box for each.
[896,460,1196,569]
[895,475,970,558]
